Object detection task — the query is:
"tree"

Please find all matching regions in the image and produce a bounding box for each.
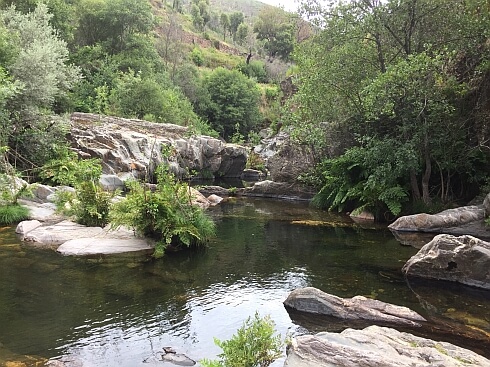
[0,4,81,168]
[291,0,490,215]
[229,11,243,40]
[235,22,248,45]
[220,12,229,41]
[198,67,261,140]
[253,6,294,61]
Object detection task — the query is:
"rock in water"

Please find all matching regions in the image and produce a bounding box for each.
[284,325,490,367]
[402,234,490,290]
[284,287,425,327]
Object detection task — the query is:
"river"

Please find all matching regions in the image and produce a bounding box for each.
[0,197,489,366]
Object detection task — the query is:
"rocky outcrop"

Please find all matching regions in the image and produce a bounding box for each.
[254,131,315,184]
[238,180,315,200]
[283,287,426,327]
[402,234,490,290]
[284,325,490,367]
[69,112,247,180]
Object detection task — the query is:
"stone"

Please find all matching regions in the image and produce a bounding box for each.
[350,210,375,222]
[388,206,485,233]
[69,112,247,179]
[484,193,490,217]
[189,187,210,210]
[284,325,490,367]
[99,174,126,191]
[22,220,104,247]
[284,287,426,327]
[239,180,315,200]
[31,184,56,201]
[241,168,265,181]
[402,234,490,290]
[161,352,195,366]
[207,194,223,206]
[15,220,42,236]
[254,131,315,183]
[57,237,153,256]
[18,199,59,221]
[197,185,230,197]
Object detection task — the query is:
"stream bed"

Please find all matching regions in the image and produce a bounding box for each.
[0,197,489,366]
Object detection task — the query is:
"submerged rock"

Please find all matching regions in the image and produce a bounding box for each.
[284,325,490,367]
[402,234,490,290]
[284,287,426,327]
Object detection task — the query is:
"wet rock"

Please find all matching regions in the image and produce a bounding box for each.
[161,351,195,366]
[197,185,230,197]
[284,325,490,367]
[207,194,223,206]
[284,287,425,327]
[402,234,490,290]
[57,237,154,256]
[241,168,265,181]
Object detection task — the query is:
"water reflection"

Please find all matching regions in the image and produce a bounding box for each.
[0,198,489,366]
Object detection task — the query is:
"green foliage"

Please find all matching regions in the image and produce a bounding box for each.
[109,163,215,257]
[235,61,268,83]
[200,312,284,367]
[253,7,294,61]
[40,148,102,186]
[199,67,261,140]
[46,152,114,227]
[190,47,204,66]
[229,11,244,40]
[246,151,265,173]
[0,203,29,224]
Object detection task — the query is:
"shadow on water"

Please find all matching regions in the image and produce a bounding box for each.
[0,198,489,365]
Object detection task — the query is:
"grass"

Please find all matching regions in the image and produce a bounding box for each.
[0,204,30,225]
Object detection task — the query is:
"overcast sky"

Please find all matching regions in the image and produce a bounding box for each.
[258,0,299,12]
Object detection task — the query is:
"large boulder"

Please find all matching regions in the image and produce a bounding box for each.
[254,131,315,183]
[402,234,490,290]
[69,112,247,179]
[284,287,425,327]
[388,206,485,233]
[284,325,490,367]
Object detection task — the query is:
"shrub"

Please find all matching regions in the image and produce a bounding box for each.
[0,204,29,225]
[109,163,215,258]
[200,312,284,367]
[191,47,204,66]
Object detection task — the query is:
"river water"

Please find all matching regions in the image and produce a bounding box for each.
[0,198,489,366]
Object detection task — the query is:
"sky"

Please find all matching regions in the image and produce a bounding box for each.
[258,0,300,12]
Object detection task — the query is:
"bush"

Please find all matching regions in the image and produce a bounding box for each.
[109,163,215,258]
[0,204,29,225]
[191,47,204,66]
[200,312,284,367]
[235,61,268,83]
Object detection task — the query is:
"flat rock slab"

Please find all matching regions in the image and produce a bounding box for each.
[284,287,425,327]
[21,220,104,248]
[402,234,490,290]
[57,237,153,256]
[284,325,490,367]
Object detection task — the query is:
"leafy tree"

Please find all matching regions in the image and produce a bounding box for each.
[291,0,490,214]
[219,12,229,41]
[253,6,294,61]
[235,22,248,46]
[229,11,243,40]
[0,4,81,170]
[198,67,261,140]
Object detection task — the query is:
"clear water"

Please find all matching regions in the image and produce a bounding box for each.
[0,198,489,366]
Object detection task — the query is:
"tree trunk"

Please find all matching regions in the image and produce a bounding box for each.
[410,169,421,201]
[421,144,431,204]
